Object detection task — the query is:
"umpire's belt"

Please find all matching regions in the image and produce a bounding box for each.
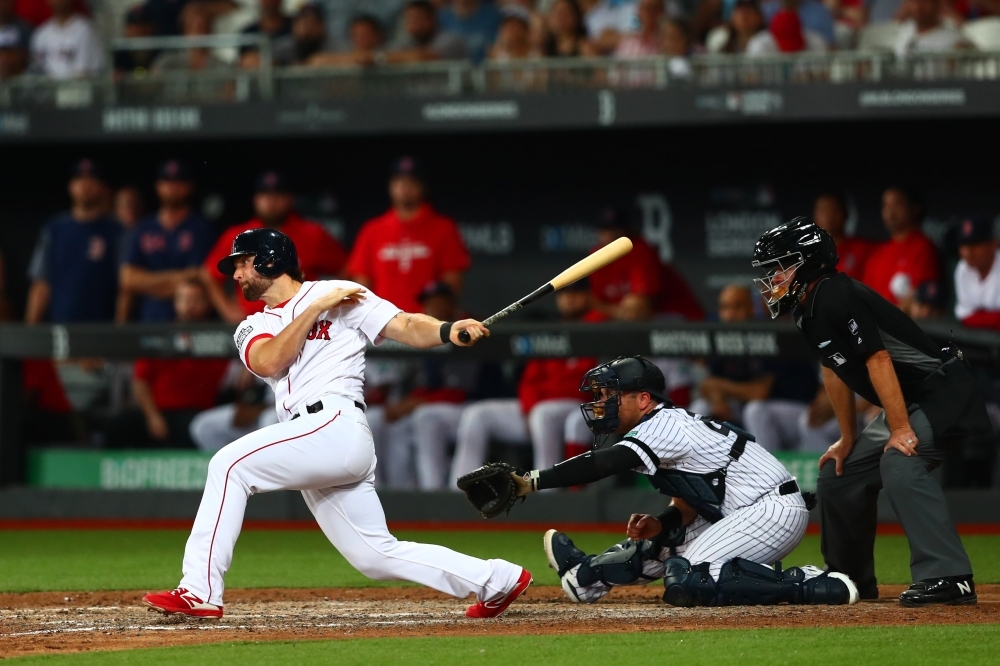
[291,396,365,419]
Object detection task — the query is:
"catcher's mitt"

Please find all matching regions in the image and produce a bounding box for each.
[457,462,524,519]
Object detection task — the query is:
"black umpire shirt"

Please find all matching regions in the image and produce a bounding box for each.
[793,272,990,445]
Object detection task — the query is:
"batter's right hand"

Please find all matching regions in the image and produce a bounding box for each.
[313,286,367,314]
[818,438,854,476]
[627,514,662,541]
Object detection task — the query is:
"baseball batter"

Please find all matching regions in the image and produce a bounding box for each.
[142,228,531,619]
[500,356,858,606]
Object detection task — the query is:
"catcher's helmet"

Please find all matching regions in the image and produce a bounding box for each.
[217,228,299,278]
[579,356,670,435]
[752,217,838,319]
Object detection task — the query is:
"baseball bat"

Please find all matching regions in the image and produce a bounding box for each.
[457,236,633,343]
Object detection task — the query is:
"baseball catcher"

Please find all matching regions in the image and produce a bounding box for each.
[458,356,857,606]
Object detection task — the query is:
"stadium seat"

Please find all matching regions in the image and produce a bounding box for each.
[857,22,901,52]
[963,16,1000,50]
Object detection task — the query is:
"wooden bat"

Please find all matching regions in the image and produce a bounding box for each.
[457,237,633,343]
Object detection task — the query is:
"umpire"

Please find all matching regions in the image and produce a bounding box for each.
[752,218,990,606]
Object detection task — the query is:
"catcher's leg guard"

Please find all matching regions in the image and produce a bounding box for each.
[662,557,721,607]
[577,538,662,587]
[714,559,857,606]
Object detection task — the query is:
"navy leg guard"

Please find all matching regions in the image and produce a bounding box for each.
[716,559,855,606]
[577,538,661,587]
[662,557,721,607]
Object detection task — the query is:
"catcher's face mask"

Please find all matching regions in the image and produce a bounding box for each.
[752,251,805,319]
[580,364,622,435]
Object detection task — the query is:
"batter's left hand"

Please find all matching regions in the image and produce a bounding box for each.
[885,426,918,457]
[451,319,489,346]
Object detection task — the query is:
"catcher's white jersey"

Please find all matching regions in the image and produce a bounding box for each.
[616,405,793,518]
[234,280,400,421]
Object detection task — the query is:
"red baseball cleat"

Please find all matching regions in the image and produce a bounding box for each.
[466,569,532,619]
[142,588,223,618]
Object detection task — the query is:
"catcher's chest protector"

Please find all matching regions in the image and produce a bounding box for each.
[647,422,752,523]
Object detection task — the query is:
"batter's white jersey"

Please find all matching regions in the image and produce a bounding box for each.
[234,281,400,421]
[954,250,1000,320]
[616,406,794,517]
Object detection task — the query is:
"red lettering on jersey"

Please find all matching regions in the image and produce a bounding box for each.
[306,323,317,340]
[316,320,332,340]
[140,233,167,254]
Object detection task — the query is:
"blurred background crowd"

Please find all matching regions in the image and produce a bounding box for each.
[4,154,999,489]
[2,0,1000,81]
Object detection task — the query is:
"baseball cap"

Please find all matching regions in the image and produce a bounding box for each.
[417,281,455,302]
[255,169,292,194]
[123,4,152,25]
[770,10,805,53]
[390,156,426,182]
[500,5,531,26]
[914,281,946,308]
[69,158,106,183]
[157,159,194,182]
[563,277,591,292]
[956,217,994,246]
[297,2,325,21]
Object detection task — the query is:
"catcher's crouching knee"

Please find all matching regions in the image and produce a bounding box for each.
[662,557,720,607]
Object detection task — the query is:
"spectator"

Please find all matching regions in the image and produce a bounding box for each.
[143,0,235,37]
[153,7,231,72]
[660,17,693,77]
[614,0,663,57]
[953,217,1000,329]
[813,192,874,281]
[761,0,836,46]
[29,0,103,78]
[308,14,386,66]
[503,0,547,52]
[489,6,540,59]
[114,185,145,231]
[26,159,122,324]
[189,367,278,453]
[241,0,290,41]
[909,279,947,320]
[861,186,940,308]
[202,170,347,323]
[543,0,595,56]
[388,0,467,61]
[347,157,470,313]
[450,280,604,485]
[824,0,866,31]
[369,281,481,488]
[747,4,827,54]
[706,0,767,53]
[13,0,85,27]
[113,6,157,78]
[106,280,231,449]
[0,0,31,79]
[588,207,704,321]
[0,247,10,321]
[584,0,638,54]
[691,285,818,443]
[272,2,336,66]
[896,0,967,57]
[438,0,502,63]
[120,159,213,323]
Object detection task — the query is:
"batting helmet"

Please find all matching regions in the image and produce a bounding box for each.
[217,227,300,278]
[752,217,838,319]
[579,356,670,435]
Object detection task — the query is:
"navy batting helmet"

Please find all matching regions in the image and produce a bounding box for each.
[217,228,300,278]
[579,356,670,435]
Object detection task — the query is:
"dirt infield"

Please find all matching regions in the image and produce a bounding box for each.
[2,585,998,658]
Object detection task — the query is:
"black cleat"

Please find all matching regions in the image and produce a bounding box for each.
[899,576,977,607]
[543,529,588,577]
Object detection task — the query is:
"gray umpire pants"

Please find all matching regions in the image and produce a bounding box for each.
[817,408,972,597]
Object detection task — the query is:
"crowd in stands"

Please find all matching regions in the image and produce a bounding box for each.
[1,155,998,488]
[0,0,994,81]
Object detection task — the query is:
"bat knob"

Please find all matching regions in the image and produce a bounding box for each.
[457,329,471,344]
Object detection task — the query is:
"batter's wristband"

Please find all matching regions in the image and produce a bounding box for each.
[439,322,454,344]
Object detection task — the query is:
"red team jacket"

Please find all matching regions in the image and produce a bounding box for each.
[205,214,348,316]
[346,204,470,314]
[861,231,940,305]
[133,358,230,411]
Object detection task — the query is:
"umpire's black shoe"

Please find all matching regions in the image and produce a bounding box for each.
[899,576,977,607]
[543,529,588,577]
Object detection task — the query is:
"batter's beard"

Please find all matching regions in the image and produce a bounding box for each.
[241,275,273,301]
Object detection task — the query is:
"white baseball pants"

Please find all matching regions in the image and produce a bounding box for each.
[365,406,417,489]
[188,403,280,453]
[178,395,522,606]
[411,402,466,490]
[449,398,582,486]
[742,400,809,452]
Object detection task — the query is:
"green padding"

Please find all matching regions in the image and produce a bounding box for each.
[27,449,213,490]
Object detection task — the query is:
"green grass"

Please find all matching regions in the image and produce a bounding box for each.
[8,626,1000,665]
[1,529,999,593]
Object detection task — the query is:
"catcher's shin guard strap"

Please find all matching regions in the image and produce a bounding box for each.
[716,558,803,606]
[662,557,720,607]
[579,538,660,587]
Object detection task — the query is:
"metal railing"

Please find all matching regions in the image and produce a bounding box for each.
[5,39,1000,109]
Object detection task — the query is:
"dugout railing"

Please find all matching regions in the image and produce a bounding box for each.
[1,319,998,486]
